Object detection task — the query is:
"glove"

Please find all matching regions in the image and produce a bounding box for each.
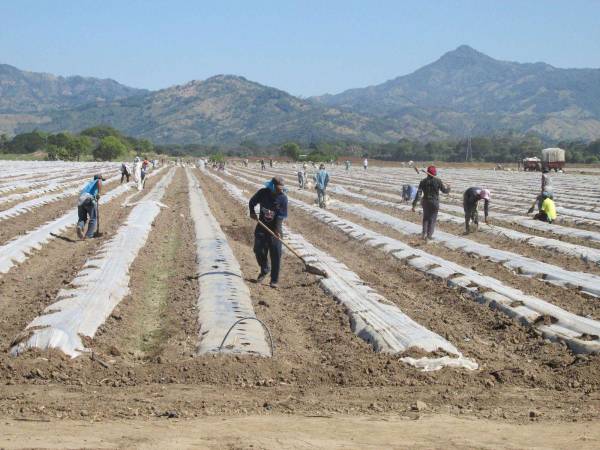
[249,211,258,221]
[95,194,100,201]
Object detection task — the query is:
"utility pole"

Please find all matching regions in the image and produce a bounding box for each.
[465,136,472,162]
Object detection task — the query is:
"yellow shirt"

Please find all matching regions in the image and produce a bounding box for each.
[541,198,557,221]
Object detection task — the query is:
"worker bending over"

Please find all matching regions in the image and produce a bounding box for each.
[249,176,288,289]
[314,164,330,208]
[412,166,450,241]
[463,187,491,233]
[76,174,104,240]
[120,162,130,184]
[534,192,557,224]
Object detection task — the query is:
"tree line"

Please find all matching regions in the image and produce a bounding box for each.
[156,134,600,164]
[0,126,154,161]
[2,128,599,163]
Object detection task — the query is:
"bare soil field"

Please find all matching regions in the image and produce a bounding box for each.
[1,162,599,449]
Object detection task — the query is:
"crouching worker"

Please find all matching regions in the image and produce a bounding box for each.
[534,192,557,224]
[401,184,417,203]
[77,174,104,240]
[463,187,491,233]
[249,176,288,289]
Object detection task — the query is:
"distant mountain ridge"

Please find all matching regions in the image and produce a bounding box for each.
[0,63,146,113]
[312,45,600,141]
[35,75,439,145]
[2,46,600,144]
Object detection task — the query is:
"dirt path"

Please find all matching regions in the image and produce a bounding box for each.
[93,168,200,363]
[2,413,600,449]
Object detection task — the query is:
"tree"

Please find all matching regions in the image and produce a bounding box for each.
[281,142,301,160]
[81,125,122,140]
[0,133,9,152]
[70,135,93,161]
[6,131,47,153]
[47,144,70,161]
[93,136,127,161]
[135,138,153,154]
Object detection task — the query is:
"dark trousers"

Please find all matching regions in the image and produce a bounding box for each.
[121,172,130,183]
[421,200,439,239]
[254,229,282,283]
[463,201,478,232]
[77,196,97,238]
[534,211,551,223]
[316,187,326,208]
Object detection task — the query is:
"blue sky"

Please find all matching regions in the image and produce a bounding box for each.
[1,0,599,96]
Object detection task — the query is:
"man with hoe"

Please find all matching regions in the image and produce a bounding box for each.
[249,176,288,289]
[76,174,104,240]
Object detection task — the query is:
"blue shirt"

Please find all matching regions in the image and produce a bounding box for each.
[80,179,100,196]
[314,170,330,190]
[249,188,288,232]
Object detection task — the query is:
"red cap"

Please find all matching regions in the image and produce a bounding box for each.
[426,166,437,176]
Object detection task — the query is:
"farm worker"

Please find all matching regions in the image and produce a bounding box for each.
[401,184,417,203]
[141,158,150,180]
[249,176,288,289]
[269,158,273,168]
[541,168,553,195]
[297,168,305,189]
[314,164,330,208]
[345,160,351,171]
[363,158,368,170]
[260,159,266,170]
[463,187,491,233]
[132,157,143,190]
[528,169,554,214]
[120,162,130,184]
[412,165,450,241]
[534,193,557,224]
[76,174,104,240]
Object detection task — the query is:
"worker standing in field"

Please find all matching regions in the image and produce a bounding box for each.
[249,176,288,289]
[297,167,305,189]
[412,166,450,241]
[363,158,368,170]
[463,187,491,233]
[314,164,330,208]
[76,174,104,240]
[534,192,557,224]
[260,159,266,171]
[345,160,351,171]
[401,184,418,203]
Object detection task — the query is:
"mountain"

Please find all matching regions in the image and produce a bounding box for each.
[0,63,146,113]
[313,45,600,141]
[26,75,447,145]
[4,47,600,144]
